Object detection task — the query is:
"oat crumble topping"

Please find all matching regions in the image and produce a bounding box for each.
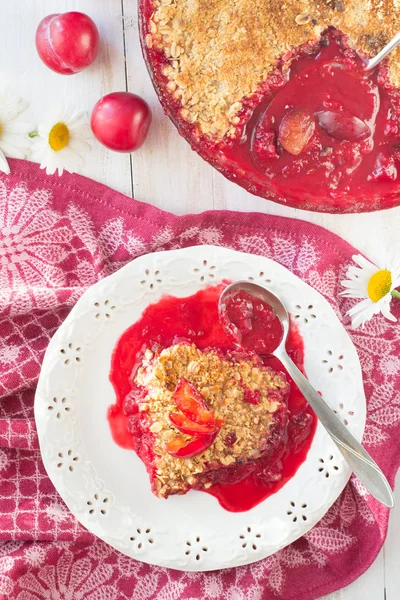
[134,343,288,497]
[146,0,400,140]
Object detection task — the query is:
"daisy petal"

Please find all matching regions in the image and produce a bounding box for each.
[0,149,10,174]
[67,112,86,127]
[352,307,376,329]
[69,125,92,141]
[2,121,34,135]
[0,140,26,159]
[0,98,28,121]
[63,106,75,122]
[352,254,378,273]
[0,91,33,165]
[38,123,52,137]
[380,300,397,322]
[42,161,57,175]
[346,265,372,283]
[68,139,91,153]
[30,141,49,161]
[0,132,31,149]
[347,297,374,317]
[340,286,369,299]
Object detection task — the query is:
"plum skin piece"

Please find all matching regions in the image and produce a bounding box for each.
[173,377,216,425]
[169,411,217,436]
[166,432,218,458]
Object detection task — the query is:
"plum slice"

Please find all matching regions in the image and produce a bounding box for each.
[166,432,218,458]
[316,110,371,141]
[278,110,315,155]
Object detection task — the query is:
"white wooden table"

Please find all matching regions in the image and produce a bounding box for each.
[3,1,400,598]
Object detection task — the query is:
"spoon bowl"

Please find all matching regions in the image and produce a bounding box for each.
[219,280,395,508]
[219,280,290,351]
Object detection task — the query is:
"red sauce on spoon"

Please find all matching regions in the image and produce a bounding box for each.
[222,289,284,354]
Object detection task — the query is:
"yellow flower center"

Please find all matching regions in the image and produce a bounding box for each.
[367,269,392,303]
[48,122,70,151]
[0,123,2,136]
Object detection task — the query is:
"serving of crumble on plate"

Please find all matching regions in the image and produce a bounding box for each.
[130,343,290,498]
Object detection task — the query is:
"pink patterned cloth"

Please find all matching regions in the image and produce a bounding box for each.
[0,159,399,600]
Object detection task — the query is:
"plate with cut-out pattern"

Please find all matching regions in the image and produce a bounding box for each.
[34,246,366,571]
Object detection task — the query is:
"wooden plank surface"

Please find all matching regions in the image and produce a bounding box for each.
[4,0,399,598]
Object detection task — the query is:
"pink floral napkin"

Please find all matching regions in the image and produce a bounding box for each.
[0,159,399,600]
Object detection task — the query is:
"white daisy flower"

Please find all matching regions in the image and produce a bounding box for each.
[0,90,32,174]
[30,106,92,176]
[341,253,400,328]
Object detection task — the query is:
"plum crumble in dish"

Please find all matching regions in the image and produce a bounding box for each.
[140,0,400,212]
[130,343,289,498]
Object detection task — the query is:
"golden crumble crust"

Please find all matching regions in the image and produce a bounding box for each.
[135,344,288,497]
[146,0,400,140]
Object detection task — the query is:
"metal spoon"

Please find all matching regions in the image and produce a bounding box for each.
[365,32,400,71]
[219,281,395,508]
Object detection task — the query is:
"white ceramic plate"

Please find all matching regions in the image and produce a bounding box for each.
[35,246,366,571]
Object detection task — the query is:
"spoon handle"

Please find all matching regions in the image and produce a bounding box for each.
[277,350,395,508]
[365,32,400,71]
